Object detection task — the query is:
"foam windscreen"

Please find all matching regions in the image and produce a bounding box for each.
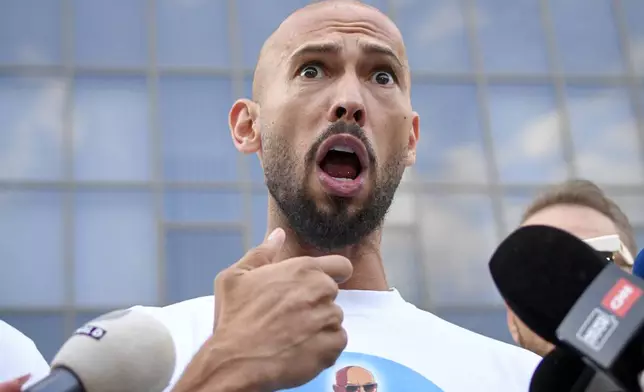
[489,225,608,343]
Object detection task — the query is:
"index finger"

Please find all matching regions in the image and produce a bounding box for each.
[313,255,353,284]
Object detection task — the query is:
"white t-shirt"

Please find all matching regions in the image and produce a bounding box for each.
[136,289,541,391]
[0,320,50,387]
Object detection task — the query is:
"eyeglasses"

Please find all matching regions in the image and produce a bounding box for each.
[343,383,378,392]
[583,234,634,268]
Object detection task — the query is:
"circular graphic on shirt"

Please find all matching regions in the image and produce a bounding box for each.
[282,352,444,391]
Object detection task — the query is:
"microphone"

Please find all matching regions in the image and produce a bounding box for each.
[489,225,644,391]
[529,347,588,392]
[26,309,176,392]
[632,249,644,279]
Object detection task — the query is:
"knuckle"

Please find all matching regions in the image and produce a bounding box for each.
[244,248,269,265]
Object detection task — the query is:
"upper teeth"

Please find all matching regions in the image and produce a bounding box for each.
[330,146,355,154]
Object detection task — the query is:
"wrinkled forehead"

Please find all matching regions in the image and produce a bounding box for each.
[271,2,406,63]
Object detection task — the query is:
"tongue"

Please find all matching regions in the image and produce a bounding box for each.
[321,159,358,179]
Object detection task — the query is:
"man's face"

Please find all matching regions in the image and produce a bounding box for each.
[507,204,622,356]
[333,366,378,392]
[231,2,419,251]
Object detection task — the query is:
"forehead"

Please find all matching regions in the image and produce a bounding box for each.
[272,2,405,60]
[521,204,618,240]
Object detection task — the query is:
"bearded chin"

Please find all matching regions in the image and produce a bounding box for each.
[264,156,405,252]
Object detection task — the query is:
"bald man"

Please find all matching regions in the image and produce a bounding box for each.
[129,2,540,391]
[333,366,377,392]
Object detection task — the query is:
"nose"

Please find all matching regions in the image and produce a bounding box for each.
[328,85,367,128]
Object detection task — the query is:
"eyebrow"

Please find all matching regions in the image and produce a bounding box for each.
[289,41,404,70]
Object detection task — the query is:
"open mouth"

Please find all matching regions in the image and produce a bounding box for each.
[315,134,369,197]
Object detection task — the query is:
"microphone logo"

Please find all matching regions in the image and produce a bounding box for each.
[601,278,643,318]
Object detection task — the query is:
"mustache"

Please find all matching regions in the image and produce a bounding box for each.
[305,121,377,167]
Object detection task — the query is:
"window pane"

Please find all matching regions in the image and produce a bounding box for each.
[73,0,147,67]
[73,77,151,181]
[567,87,643,184]
[74,192,158,307]
[418,194,501,307]
[164,190,243,223]
[502,191,539,231]
[0,191,64,307]
[623,0,644,73]
[0,77,65,181]
[411,83,487,183]
[74,311,109,330]
[236,0,310,69]
[165,229,244,304]
[476,0,549,73]
[381,226,424,307]
[0,313,65,363]
[550,0,623,74]
[160,77,238,182]
[489,85,567,183]
[608,195,644,248]
[435,307,513,344]
[396,0,471,72]
[0,0,61,66]
[157,0,230,68]
[251,192,268,248]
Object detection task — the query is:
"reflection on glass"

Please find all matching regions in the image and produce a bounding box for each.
[608,195,644,230]
[411,83,487,183]
[622,0,644,73]
[395,0,471,72]
[0,313,65,362]
[489,85,567,183]
[476,0,549,73]
[566,87,643,184]
[0,191,65,307]
[550,0,623,74]
[157,0,230,68]
[73,77,150,181]
[417,194,501,306]
[236,0,310,68]
[0,77,65,180]
[160,77,237,182]
[74,192,158,307]
[165,229,244,304]
[164,190,243,223]
[381,226,424,306]
[73,0,147,67]
[0,0,61,65]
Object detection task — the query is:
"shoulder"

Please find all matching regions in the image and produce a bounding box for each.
[0,320,50,385]
[131,296,215,390]
[401,306,541,390]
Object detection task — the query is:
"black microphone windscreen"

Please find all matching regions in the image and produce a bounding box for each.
[489,225,607,343]
[529,347,587,392]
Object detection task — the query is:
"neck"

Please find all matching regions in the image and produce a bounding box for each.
[266,211,389,291]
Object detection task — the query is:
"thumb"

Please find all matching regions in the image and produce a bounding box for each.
[236,227,286,270]
[0,374,30,392]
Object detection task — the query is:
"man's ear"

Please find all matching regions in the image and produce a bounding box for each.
[229,99,260,154]
[403,111,419,167]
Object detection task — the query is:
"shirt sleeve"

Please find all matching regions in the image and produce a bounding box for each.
[0,320,50,387]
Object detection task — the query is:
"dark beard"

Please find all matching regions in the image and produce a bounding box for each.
[263,122,405,252]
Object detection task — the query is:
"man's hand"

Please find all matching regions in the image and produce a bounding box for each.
[0,374,30,392]
[173,228,352,392]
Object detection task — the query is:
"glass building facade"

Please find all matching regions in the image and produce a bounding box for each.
[1,0,644,361]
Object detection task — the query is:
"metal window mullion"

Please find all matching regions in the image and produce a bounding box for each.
[61,0,77,337]
[229,0,253,252]
[146,0,166,306]
[612,1,644,184]
[539,0,577,180]
[461,0,506,243]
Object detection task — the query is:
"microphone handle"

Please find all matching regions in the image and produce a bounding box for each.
[25,367,85,392]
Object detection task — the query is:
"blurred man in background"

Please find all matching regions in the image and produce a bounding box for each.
[506,179,637,357]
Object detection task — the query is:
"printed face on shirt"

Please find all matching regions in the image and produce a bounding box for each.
[228,0,419,251]
[333,366,378,392]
